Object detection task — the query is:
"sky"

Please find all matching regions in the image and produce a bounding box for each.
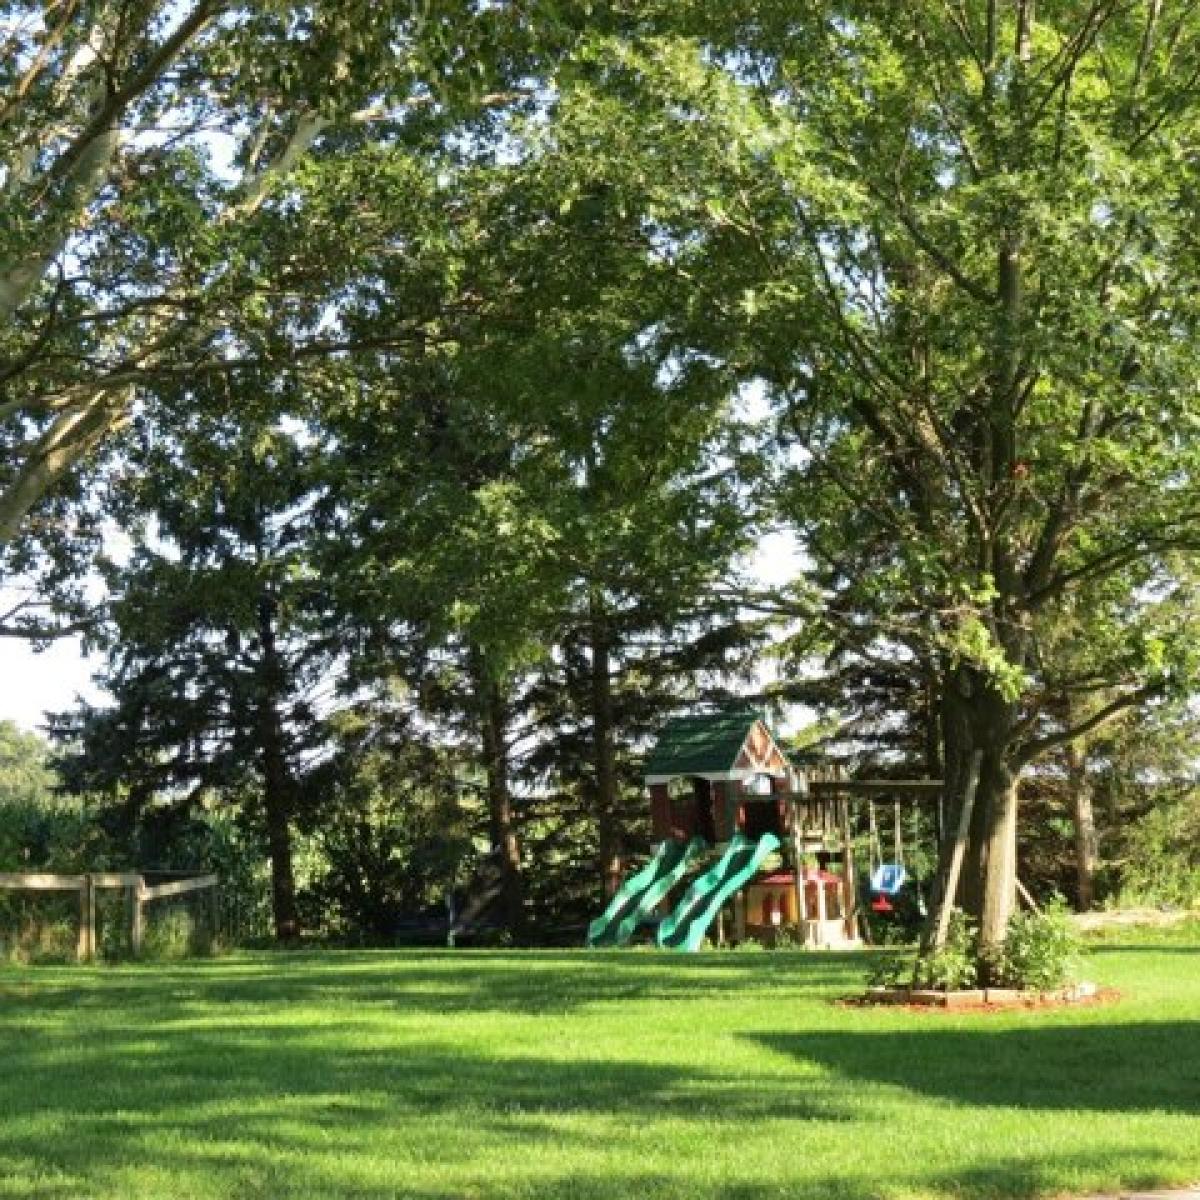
[0,636,101,731]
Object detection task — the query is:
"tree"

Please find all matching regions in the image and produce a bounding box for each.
[302,709,474,940]
[0,721,57,806]
[604,3,1200,969]
[0,0,549,563]
[54,376,335,939]
[316,97,765,914]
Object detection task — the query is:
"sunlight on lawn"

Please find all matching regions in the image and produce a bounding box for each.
[0,934,1198,1199]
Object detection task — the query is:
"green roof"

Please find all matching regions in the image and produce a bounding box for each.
[644,708,772,779]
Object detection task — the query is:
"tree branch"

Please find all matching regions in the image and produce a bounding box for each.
[1016,682,1162,765]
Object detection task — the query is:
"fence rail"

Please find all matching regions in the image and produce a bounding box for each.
[0,871,218,960]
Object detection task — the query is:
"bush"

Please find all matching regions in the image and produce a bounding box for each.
[865,954,910,988]
[0,891,79,964]
[994,901,1080,990]
[141,903,216,960]
[913,911,979,991]
[865,911,979,992]
[1116,790,1200,910]
[865,904,1083,994]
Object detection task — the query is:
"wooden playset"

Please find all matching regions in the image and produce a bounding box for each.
[587,708,943,952]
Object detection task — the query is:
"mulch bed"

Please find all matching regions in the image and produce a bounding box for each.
[843,982,1121,1014]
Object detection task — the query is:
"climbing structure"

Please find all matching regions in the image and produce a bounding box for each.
[587,708,864,951]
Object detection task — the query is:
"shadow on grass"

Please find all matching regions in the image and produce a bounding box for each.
[2,949,1198,1198]
[749,1020,1200,1114]
[0,1016,854,1197]
[0,951,869,1197]
[0,948,862,1019]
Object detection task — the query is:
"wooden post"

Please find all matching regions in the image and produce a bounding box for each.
[790,780,806,943]
[733,891,746,943]
[77,875,96,961]
[131,877,145,957]
[922,750,983,956]
[77,880,88,961]
[840,795,857,941]
[210,881,221,940]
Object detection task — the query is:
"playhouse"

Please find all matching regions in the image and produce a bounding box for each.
[586,708,865,951]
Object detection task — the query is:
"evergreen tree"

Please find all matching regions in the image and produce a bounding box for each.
[55,376,333,939]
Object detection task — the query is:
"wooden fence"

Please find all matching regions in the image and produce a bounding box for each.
[0,871,218,960]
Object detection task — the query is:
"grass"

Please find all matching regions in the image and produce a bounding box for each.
[1,926,1199,1199]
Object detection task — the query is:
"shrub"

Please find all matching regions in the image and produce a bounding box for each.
[865,954,910,988]
[1115,790,1200,910]
[863,912,979,991]
[912,910,979,991]
[141,904,215,960]
[728,937,767,953]
[994,901,1080,990]
[0,892,79,964]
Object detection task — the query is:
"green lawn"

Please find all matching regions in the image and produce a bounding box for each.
[2,929,1199,1200]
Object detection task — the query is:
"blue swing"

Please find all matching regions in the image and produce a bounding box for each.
[868,799,908,898]
[870,862,907,896]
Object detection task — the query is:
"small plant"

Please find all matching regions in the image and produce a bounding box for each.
[912,911,979,991]
[995,900,1080,990]
[727,938,766,953]
[865,954,910,988]
[770,926,806,951]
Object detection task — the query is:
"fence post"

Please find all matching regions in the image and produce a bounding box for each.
[209,882,220,943]
[77,880,87,961]
[77,875,96,961]
[130,877,145,957]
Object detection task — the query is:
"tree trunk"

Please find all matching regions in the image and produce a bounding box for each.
[1065,739,1098,912]
[474,655,523,937]
[589,592,622,898]
[939,666,1021,981]
[975,757,1020,973]
[257,593,300,942]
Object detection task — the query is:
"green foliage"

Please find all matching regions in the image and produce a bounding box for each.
[0,0,554,550]
[912,911,980,992]
[727,938,767,954]
[141,904,216,961]
[994,901,1081,991]
[300,737,473,941]
[0,797,109,873]
[0,893,77,965]
[873,905,1083,993]
[0,723,57,807]
[865,953,910,988]
[1117,790,1200,910]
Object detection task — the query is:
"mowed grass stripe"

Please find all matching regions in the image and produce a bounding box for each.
[0,929,1197,1198]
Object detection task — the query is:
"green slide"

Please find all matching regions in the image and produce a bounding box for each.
[586,837,706,948]
[656,831,781,952]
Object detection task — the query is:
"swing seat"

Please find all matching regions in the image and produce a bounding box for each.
[870,895,894,913]
[870,863,907,896]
